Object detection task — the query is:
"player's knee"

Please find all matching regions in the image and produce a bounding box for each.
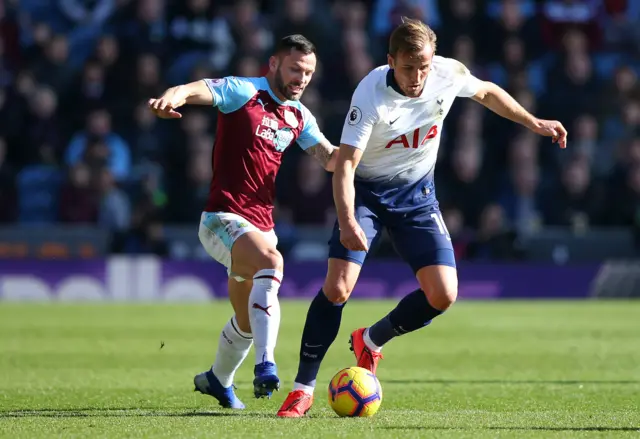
[256,248,284,273]
[323,279,353,304]
[417,266,458,311]
[425,283,457,311]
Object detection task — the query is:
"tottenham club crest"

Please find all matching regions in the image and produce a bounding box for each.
[274,127,294,152]
[348,106,362,125]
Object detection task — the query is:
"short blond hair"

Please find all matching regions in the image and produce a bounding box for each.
[389,17,437,56]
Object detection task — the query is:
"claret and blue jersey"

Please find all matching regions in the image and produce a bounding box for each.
[203,76,325,232]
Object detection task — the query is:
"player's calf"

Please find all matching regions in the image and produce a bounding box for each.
[354,288,439,372]
[230,232,285,398]
[293,288,347,390]
[291,259,360,396]
[357,265,458,368]
[249,267,283,398]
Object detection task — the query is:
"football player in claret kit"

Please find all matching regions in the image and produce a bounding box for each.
[148,35,338,409]
[277,18,567,417]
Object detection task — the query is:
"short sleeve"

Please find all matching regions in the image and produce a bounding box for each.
[297,106,326,150]
[340,82,379,150]
[456,63,483,98]
[203,77,258,113]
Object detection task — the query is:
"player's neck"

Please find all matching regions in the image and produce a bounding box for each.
[265,75,289,103]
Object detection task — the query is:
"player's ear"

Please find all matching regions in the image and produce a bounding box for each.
[387,53,395,69]
[268,55,278,73]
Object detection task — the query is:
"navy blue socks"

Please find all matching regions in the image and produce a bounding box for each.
[294,289,345,387]
[368,289,442,347]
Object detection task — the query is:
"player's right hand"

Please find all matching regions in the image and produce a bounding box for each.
[340,221,369,252]
[148,86,187,119]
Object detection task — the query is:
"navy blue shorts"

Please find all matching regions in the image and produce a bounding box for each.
[328,177,456,274]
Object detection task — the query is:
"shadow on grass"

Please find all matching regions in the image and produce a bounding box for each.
[0,408,248,418]
[385,379,640,385]
[381,426,640,432]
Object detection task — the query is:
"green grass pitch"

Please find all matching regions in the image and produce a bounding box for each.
[0,301,639,438]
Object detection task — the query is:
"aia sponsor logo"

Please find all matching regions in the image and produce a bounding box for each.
[385,125,438,149]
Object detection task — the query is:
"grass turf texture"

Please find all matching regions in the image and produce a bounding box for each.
[0,301,638,438]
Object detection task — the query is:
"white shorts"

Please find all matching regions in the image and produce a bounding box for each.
[198,211,278,282]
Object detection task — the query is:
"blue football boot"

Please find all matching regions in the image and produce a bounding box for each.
[253,361,280,399]
[193,369,245,409]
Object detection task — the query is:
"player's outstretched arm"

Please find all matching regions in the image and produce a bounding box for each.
[471,81,568,149]
[148,80,213,119]
[304,138,339,172]
[333,144,368,252]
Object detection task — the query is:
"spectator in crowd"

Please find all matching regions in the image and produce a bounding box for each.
[439,140,490,229]
[65,109,131,181]
[0,137,17,223]
[26,86,62,165]
[501,161,543,236]
[114,0,169,62]
[278,154,334,227]
[467,203,521,261]
[542,48,602,126]
[441,206,472,260]
[540,0,602,50]
[97,166,131,231]
[32,33,73,93]
[607,163,640,226]
[58,162,98,223]
[543,156,604,228]
[485,0,542,61]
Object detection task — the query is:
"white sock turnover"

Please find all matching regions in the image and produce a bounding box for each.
[211,315,253,388]
[293,382,315,395]
[363,327,383,352]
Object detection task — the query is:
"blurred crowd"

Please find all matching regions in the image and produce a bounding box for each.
[0,0,639,260]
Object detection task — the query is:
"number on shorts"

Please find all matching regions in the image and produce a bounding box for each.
[430,212,451,239]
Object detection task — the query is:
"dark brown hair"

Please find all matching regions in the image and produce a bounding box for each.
[275,34,316,56]
[389,17,437,56]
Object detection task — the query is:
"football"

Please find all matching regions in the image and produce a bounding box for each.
[328,366,382,417]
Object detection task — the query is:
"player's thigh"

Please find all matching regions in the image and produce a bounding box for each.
[325,205,383,304]
[228,278,252,334]
[199,211,282,281]
[388,207,458,309]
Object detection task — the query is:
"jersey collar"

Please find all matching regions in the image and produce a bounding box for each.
[386,69,404,95]
[263,77,294,107]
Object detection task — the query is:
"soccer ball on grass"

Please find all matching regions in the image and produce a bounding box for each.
[328,366,382,417]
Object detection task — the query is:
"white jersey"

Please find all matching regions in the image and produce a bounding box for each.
[340,56,482,186]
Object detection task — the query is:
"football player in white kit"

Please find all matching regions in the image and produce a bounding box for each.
[277,18,567,417]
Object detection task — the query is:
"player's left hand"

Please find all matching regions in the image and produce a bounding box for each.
[340,221,369,252]
[531,119,568,149]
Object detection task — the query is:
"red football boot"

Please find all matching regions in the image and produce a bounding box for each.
[276,390,314,418]
[349,328,383,374]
